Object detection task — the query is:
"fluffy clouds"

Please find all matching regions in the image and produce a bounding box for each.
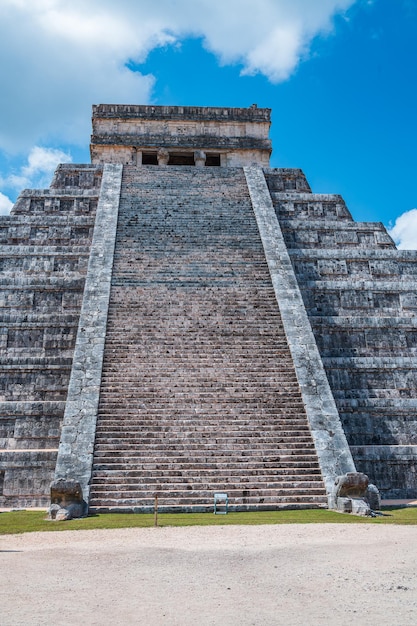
[0,191,13,216]
[0,146,72,212]
[0,0,355,152]
[388,209,417,250]
[6,146,72,190]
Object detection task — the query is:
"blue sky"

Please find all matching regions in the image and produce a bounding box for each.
[0,0,416,247]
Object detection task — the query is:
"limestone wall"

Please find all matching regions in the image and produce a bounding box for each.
[265,168,417,498]
[0,165,102,507]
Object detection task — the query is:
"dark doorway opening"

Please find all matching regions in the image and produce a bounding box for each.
[169,153,195,165]
[142,152,158,165]
[206,154,221,166]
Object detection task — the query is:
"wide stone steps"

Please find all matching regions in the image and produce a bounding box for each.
[92,469,322,481]
[96,406,307,414]
[93,461,321,474]
[89,493,327,511]
[90,487,325,500]
[90,166,326,510]
[93,455,321,469]
[95,424,310,434]
[93,441,314,451]
[99,379,301,386]
[95,422,309,432]
[94,443,317,456]
[95,437,314,456]
[97,400,305,408]
[97,390,302,400]
[91,476,325,490]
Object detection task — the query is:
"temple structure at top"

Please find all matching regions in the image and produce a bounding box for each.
[90,103,272,167]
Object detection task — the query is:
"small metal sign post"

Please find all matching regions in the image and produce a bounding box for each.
[213,493,228,514]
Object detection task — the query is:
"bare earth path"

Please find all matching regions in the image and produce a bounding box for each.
[1,524,417,625]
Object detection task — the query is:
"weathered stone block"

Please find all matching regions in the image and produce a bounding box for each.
[48,478,86,520]
[331,472,371,516]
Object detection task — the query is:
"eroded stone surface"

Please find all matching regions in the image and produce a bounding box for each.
[331,472,370,516]
[264,169,417,498]
[53,164,123,503]
[48,478,86,520]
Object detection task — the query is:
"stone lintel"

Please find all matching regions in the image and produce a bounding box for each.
[244,166,356,502]
[92,104,271,123]
[90,135,272,151]
[53,163,123,504]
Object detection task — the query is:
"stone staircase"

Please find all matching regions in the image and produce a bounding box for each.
[89,166,327,511]
[0,165,101,506]
[265,169,417,498]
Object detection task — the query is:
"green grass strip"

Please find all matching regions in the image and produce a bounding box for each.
[1,507,417,535]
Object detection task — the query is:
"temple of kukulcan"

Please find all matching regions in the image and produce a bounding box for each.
[1,104,416,515]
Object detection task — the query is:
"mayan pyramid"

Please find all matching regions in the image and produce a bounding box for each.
[1,104,415,511]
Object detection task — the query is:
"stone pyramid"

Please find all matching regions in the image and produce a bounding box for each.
[0,104,415,511]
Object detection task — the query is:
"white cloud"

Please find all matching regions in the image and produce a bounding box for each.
[22,146,72,186]
[388,209,417,250]
[0,191,13,216]
[0,0,356,153]
[4,146,72,190]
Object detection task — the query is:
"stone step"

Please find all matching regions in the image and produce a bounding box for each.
[95,417,310,427]
[93,446,317,458]
[91,469,322,481]
[97,398,307,405]
[95,426,311,436]
[97,392,303,400]
[89,487,327,501]
[92,458,321,471]
[88,493,327,508]
[89,501,327,513]
[94,433,314,444]
[95,411,308,419]
[96,410,307,417]
[90,479,325,491]
[98,375,301,382]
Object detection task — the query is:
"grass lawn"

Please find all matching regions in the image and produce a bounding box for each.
[1,507,417,535]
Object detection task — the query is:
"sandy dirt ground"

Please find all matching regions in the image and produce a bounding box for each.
[1,524,417,625]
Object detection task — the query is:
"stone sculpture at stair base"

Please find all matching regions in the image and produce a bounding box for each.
[330,472,374,516]
[48,478,86,520]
